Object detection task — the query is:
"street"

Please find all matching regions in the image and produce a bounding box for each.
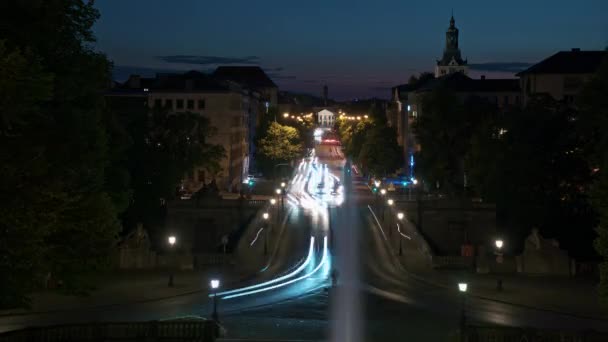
[1,142,607,341]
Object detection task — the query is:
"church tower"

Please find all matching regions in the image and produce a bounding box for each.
[435,14,468,77]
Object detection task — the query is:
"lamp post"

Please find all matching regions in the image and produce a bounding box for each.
[386,199,394,235]
[409,178,418,201]
[380,188,386,212]
[374,180,381,207]
[210,279,220,321]
[495,239,504,291]
[167,235,176,287]
[270,198,278,226]
[397,212,404,255]
[263,212,269,255]
[276,188,284,216]
[458,282,468,341]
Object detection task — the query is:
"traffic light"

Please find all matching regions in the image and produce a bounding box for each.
[372,187,378,193]
[247,179,254,187]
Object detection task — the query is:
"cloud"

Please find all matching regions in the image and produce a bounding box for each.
[469,62,533,73]
[157,55,260,65]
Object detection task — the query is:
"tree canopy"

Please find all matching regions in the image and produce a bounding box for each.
[0,1,122,307]
[258,121,303,163]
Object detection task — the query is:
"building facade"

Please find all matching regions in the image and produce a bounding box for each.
[112,71,255,193]
[516,49,608,106]
[317,109,335,128]
[435,15,468,77]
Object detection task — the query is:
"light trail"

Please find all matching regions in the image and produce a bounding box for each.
[222,236,329,300]
[211,237,315,297]
[249,228,265,246]
[396,223,412,240]
[367,205,388,241]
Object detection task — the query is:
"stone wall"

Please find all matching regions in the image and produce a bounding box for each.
[401,199,497,256]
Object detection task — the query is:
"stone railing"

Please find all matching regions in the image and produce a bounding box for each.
[0,320,220,342]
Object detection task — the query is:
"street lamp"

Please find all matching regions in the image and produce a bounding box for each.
[397,212,404,255]
[167,236,176,287]
[270,198,276,205]
[380,189,387,196]
[495,239,504,291]
[263,213,269,255]
[283,113,289,118]
[210,279,220,321]
[458,282,468,340]
[386,199,395,235]
[280,182,286,188]
[409,178,418,201]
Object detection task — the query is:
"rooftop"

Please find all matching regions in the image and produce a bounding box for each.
[416,72,519,93]
[213,66,277,89]
[111,71,233,93]
[516,49,608,76]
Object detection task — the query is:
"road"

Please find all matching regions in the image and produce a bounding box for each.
[1,140,607,340]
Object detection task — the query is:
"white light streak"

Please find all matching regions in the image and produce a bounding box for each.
[222,236,329,300]
[211,236,315,297]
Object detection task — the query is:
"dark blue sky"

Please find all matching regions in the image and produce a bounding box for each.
[94,0,608,100]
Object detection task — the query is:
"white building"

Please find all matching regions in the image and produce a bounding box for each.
[317,109,335,128]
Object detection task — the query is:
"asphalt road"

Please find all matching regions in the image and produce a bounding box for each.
[2,142,607,341]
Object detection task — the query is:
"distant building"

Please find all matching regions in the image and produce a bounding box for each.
[516,49,608,106]
[212,66,280,174]
[389,73,520,177]
[317,109,335,128]
[435,15,468,77]
[109,71,257,193]
[213,66,278,108]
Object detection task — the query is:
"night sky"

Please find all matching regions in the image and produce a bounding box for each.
[94,0,608,100]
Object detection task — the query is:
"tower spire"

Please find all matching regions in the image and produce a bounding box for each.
[450,10,455,27]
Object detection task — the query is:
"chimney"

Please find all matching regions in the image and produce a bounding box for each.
[571,48,580,52]
[481,75,486,80]
[127,75,141,88]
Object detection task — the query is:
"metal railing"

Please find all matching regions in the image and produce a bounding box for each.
[463,325,608,342]
[0,320,220,342]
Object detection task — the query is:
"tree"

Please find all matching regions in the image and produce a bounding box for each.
[0,1,124,307]
[412,88,475,196]
[258,122,302,165]
[578,58,608,298]
[120,108,225,240]
[358,125,402,177]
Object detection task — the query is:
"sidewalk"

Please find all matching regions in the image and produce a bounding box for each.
[0,268,246,317]
[383,215,608,320]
